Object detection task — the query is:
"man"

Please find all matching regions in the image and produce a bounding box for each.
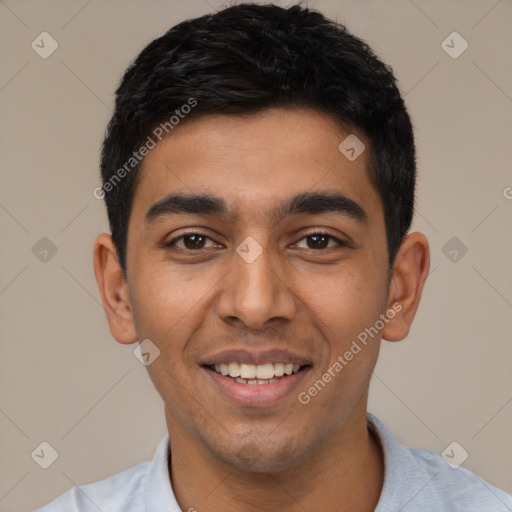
[38,3,512,511]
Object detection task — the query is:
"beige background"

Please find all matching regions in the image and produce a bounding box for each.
[1,0,511,510]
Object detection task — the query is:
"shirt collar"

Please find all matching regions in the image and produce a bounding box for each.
[145,434,182,511]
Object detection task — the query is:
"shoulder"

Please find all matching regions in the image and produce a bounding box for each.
[369,414,512,512]
[406,445,512,511]
[35,461,150,512]
[35,435,183,512]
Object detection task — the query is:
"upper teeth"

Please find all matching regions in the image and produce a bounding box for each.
[213,362,301,379]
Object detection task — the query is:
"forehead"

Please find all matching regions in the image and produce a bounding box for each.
[130,108,381,225]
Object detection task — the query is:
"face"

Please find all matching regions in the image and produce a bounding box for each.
[117,108,396,471]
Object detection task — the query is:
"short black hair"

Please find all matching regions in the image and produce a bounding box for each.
[100,2,416,273]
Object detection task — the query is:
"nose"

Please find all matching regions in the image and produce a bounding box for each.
[216,242,297,331]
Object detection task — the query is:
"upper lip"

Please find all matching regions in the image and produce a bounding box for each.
[199,349,312,366]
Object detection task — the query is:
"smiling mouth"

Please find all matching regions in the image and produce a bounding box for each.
[205,362,309,385]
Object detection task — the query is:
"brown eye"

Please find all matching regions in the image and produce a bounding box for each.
[165,232,217,250]
[182,234,207,250]
[306,234,330,249]
[296,233,345,250]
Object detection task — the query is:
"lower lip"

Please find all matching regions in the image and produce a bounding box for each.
[202,366,311,407]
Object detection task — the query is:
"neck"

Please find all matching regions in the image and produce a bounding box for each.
[165,407,384,512]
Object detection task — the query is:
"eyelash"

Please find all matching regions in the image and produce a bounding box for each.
[164,231,348,251]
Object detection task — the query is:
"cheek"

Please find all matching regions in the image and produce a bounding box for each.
[129,262,204,339]
[304,259,388,338]
[299,263,386,412]
[129,261,230,358]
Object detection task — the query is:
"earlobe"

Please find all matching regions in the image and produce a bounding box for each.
[382,232,430,342]
[93,233,138,344]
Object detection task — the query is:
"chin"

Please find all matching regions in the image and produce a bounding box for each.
[206,430,308,473]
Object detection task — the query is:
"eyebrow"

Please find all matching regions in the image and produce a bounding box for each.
[145,191,367,225]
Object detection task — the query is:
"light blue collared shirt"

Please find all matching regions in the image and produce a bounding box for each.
[36,414,512,511]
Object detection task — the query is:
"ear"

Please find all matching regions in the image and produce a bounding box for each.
[382,232,430,342]
[93,233,138,344]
